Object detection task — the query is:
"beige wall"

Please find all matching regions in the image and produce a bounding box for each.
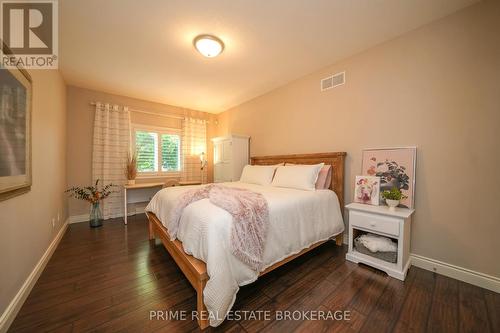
[217,0,500,277]
[0,70,67,315]
[66,86,218,217]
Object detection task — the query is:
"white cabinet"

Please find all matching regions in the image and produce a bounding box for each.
[345,203,415,281]
[212,135,250,183]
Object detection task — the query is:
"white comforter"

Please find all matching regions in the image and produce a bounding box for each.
[146,182,344,327]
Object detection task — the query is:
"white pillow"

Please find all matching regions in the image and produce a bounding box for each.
[239,165,278,186]
[271,163,324,191]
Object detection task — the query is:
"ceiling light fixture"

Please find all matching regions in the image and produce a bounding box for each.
[193,34,224,58]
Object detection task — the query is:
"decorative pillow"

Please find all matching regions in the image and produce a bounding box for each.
[271,163,324,191]
[239,165,278,186]
[315,165,332,189]
[285,163,332,189]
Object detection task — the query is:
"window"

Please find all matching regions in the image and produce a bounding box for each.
[133,126,181,175]
[161,133,180,172]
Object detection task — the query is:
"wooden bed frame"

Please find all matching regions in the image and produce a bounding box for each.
[146,152,346,329]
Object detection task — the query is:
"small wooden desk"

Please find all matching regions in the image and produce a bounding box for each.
[178,181,202,186]
[123,182,164,225]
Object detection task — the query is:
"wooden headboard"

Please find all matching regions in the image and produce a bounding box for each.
[251,152,347,210]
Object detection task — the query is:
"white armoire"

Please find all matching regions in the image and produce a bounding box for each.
[212,135,250,183]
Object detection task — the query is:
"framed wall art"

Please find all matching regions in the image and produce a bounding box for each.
[0,44,32,201]
[354,175,380,205]
[361,147,416,209]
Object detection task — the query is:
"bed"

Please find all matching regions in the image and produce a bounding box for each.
[146,152,346,329]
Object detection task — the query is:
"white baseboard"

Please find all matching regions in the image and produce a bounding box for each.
[69,214,89,224]
[0,219,68,333]
[411,253,500,293]
[69,207,147,224]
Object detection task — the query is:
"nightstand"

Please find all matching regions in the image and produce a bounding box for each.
[345,203,415,280]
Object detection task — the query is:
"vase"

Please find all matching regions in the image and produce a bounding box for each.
[386,199,400,211]
[127,179,136,185]
[89,202,103,228]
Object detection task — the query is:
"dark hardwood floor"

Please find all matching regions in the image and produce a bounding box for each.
[9,214,499,333]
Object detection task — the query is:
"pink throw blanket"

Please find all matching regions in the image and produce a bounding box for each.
[169,184,269,271]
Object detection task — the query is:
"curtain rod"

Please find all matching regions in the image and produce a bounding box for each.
[89,102,210,122]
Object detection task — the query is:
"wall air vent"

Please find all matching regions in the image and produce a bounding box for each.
[320,71,345,91]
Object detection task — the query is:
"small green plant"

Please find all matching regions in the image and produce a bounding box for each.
[381,187,408,201]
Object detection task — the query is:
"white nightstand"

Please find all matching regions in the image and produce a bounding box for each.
[345,203,415,280]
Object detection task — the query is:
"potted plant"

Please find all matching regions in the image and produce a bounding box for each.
[381,187,408,210]
[66,179,116,227]
[126,152,137,185]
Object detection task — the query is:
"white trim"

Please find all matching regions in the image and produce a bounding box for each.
[132,124,182,174]
[211,134,250,142]
[69,207,146,224]
[69,214,89,224]
[362,145,418,150]
[131,123,182,133]
[410,253,500,293]
[346,202,414,219]
[0,219,68,333]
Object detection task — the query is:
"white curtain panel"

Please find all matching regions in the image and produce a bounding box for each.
[182,117,207,182]
[92,103,131,219]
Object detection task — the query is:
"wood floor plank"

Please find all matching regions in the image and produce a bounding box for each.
[21,262,176,315]
[71,274,191,331]
[240,265,331,332]
[392,268,435,333]
[238,244,338,332]
[484,289,500,333]
[321,265,373,312]
[458,281,492,333]
[348,268,389,316]
[39,244,169,284]
[259,243,335,299]
[426,274,459,333]
[10,293,113,332]
[260,256,357,332]
[88,285,196,332]
[294,305,366,333]
[359,268,417,333]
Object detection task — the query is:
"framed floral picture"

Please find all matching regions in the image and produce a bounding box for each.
[354,176,380,205]
[361,147,416,209]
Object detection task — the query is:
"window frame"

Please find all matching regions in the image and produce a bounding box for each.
[132,124,182,178]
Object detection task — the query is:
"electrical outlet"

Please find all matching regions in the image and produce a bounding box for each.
[52,218,55,228]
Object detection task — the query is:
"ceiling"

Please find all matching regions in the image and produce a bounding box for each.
[60,0,477,113]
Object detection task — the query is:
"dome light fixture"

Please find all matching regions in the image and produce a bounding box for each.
[193,34,224,58]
